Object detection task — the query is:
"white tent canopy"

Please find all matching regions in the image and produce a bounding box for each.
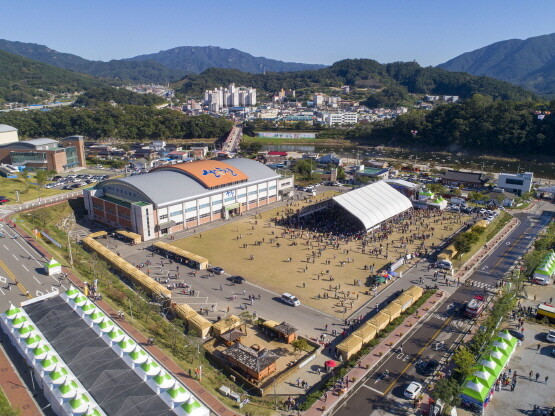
[332,181,412,231]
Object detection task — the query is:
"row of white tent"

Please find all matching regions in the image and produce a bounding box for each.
[460,330,519,411]
[0,287,209,416]
[0,302,105,416]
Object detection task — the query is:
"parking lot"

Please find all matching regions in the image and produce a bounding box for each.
[44,167,120,190]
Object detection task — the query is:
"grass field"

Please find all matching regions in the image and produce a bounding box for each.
[242,134,355,147]
[171,194,470,317]
[0,175,68,204]
[0,387,19,416]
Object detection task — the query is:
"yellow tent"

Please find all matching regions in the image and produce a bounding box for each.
[352,322,378,344]
[187,314,212,338]
[212,315,242,337]
[336,334,363,361]
[368,312,390,331]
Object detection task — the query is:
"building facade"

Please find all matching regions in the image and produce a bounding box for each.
[0,124,18,145]
[497,172,533,195]
[0,136,86,172]
[84,158,293,241]
[204,83,256,111]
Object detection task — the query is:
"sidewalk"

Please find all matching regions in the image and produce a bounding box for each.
[8,219,242,416]
[0,342,42,416]
[303,292,445,416]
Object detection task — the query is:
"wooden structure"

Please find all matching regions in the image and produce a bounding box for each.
[152,241,208,270]
[81,237,171,300]
[437,244,458,261]
[87,231,108,239]
[272,322,297,344]
[352,322,378,344]
[212,315,242,337]
[336,334,363,361]
[222,344,278,382]
[369,312,390,331]
[173,303,196,321]
[187,313,212,338]
[394,293,414,312]
[115,229,142,244]
[381,302,402,321]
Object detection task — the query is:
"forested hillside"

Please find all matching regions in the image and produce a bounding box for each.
[439,33,555,94]
[0,106,232,140]
[386,96,555,155]
[74,87,166,107]
[0,39,187,84]
[0,50,104,103]
[174,59,537,102]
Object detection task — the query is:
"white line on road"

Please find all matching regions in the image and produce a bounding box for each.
[2,244,8,251]
[0,287,4,295]
[12,254,18,260]
[33,275,40,284]
[361,384,385,395]
[22,264,29,272]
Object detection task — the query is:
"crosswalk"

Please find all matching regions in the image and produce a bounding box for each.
[465,279,494,290]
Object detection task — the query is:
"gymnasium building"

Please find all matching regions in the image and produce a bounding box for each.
[84,158,294,241]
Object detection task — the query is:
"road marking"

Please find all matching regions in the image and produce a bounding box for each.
[22,264,29,272]
[36,290,44,297]
[0,287,4,295]
[382,314,454,396]
[12,254,18,260]
[0,276,6,283]
[361,384,385,395]
[0,259,32,298]
[33,275,40,284]
[2,244,8,251]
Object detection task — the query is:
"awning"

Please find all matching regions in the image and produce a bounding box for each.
[157,221,176,229]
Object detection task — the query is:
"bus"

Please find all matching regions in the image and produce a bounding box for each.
[536,303,555,323]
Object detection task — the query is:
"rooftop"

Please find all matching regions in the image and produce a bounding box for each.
[222,343,279,373]
[442,170,489,184]
[0,124,17,133]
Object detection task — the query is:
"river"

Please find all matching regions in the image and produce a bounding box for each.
[261,144,555,180]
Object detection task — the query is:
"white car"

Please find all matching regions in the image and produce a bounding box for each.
[547,330,555,343]
[404,381,423,399]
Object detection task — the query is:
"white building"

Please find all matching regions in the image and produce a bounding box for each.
[0,124,18,145]
[324,113,358,126]
[497,172,533,196]
[204,83,256,111]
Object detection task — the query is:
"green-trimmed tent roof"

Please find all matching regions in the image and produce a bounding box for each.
[478,358,502,377]
[5,304,21,317]
[461,376,489,404]
[473,366,496,387]
[140,358,161,376]
[45,258,62,269]
[498,330,518,348]
[64,286,80,298]
[181,396,202,414]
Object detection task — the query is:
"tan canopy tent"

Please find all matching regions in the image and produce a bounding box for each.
[337,334,363,361]
[262,320,279,329]
[82,237,171,300]
[382,302,402,321]
[353,322,378,344]
[368,312,390,331]
[187,314,212,338]
[152,241,208,270]
[87,231,108,239]
[405,285,424,301]
[116,230,142,244]
[438,244,458,261]
[173,303,196,321]
[212,315,242,337]
[394,293,415,312]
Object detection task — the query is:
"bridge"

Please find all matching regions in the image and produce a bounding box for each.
[221,125,242,153]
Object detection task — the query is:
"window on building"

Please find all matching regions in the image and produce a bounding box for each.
[170,210,183,217]
[159,214,168,220]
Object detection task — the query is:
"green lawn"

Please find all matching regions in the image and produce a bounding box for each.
[0,176,68,204]
[0,387,19,416]
[242,134,354,147]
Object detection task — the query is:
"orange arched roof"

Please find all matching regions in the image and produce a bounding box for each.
[155,160,248,188]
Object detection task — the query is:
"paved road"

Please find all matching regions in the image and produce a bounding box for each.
[332,203,554,416]
[0,221,69,306]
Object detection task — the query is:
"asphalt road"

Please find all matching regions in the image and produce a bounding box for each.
[332,203,554,416]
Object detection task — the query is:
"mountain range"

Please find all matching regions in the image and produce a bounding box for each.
[438,32,555,95]
[0,39,324,84]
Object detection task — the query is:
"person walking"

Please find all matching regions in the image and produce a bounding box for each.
[535,372,540,382]
[537,343,541,351]
[545,376,549,384]
[529,370,533,380]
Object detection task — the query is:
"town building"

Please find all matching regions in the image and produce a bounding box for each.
[222,343,279,382]
[497,172,533,195]
[204,83,256,111]
[84,158,294,241]
[0,136,86,172]
[324,112,358,126]
[441,170,489,189]
[0,124,18,145]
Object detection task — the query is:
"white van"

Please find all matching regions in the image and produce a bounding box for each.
[281,293,301,307]
[437,260,452,270]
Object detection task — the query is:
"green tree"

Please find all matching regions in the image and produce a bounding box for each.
[291,338,310,354]
[453,232,473,254]
[429,183,447,194]
[452,188,462,197]
[293,159,316,176]
[452,346,476,379]
[431,378,461,408]
[337,166,346,181]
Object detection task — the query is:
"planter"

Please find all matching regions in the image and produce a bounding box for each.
[365,364,370,369]
[321,406,326,412]
[398,332,403,337]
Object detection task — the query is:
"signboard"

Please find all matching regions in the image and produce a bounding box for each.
[224,203,240,211]
[389,256,405,272]
[41,231,62,248]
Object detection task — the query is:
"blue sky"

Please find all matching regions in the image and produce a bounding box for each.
[2,0,555,66]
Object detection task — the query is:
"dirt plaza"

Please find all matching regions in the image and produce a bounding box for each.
[171,191,471,317]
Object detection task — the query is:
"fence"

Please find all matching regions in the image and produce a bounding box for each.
[11,190,83,212]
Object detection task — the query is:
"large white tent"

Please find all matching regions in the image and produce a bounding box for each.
[332,181,413,231]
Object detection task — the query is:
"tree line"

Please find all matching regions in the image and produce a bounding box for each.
[74,87,166,107]
[0,106,233,140]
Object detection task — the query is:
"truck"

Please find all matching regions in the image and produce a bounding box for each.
[464,295,486,318]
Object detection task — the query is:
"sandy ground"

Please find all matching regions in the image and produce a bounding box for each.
[171,192,470,318]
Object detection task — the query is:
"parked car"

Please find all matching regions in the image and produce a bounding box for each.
[281,292,301,307]
[508,329,525,341]
[420,359,439,376]
[228,275,245,284]
[547,330,555,343]
[404,381,423,399]
[208,266,224,275]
